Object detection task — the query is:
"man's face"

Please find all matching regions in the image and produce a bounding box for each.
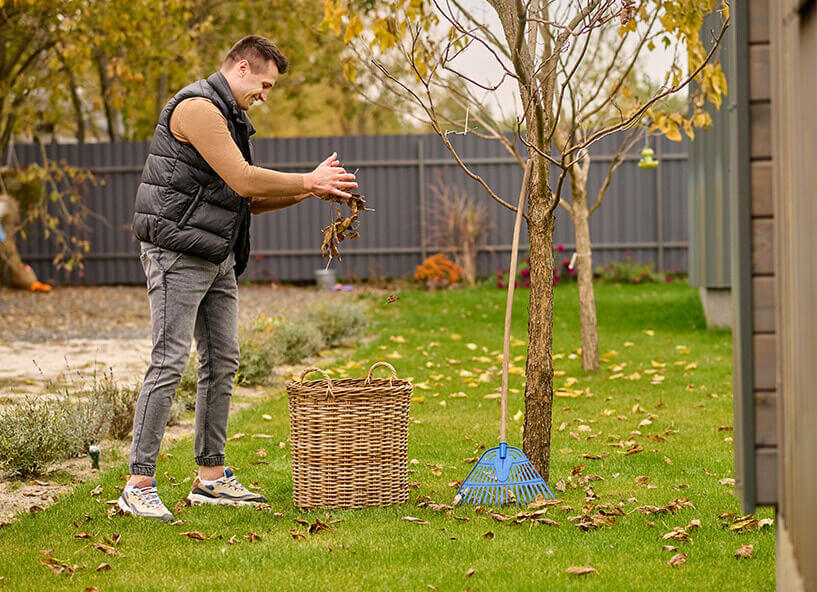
[232,59,279,110]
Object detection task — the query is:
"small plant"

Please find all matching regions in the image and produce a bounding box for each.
[414,253,462,290]
[98,379,142,440]
[237,316,282,385]
[426,177,491,285]
[299,300,369,347]
[274,317,326,364]
[0,397,70,477]
[595,252,667,284]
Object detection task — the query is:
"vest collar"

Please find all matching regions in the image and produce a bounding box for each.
[206,71,256,137]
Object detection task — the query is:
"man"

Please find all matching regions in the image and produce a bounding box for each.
[119,36,357,521]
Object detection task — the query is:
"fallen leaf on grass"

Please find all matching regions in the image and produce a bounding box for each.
[90,543,122,557]
[90,485,103,497]
[735,544,754,558]
[178,531,207,540]
[666,553,687,567]
[244,532,262,543]
[227,536,240,545]
[719,478,736,486]
[483,531,494,539]
[566,566,597,575]
[227,433,246,441]
[289,529,306,540]
[662,545,677,552]
[40,557,82,575]
[74,532,93,539]
[464,568,475,578]
[96,563,111,571]
[662,528,691,541]
[401,516,429,525]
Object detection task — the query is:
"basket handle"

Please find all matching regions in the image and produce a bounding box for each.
[299,367,334,398]
[365,361,397,386]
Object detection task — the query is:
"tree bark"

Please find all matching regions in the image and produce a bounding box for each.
[570,182,600,371]
[522,166,555,480]
[94,48,121,142]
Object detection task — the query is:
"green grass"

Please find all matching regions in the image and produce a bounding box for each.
[0,282,774,591]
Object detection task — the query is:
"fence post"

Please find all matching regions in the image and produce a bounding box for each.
[656,136,664,272]
[418,138,427,263]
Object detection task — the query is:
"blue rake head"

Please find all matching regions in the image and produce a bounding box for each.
[454,442,556,507]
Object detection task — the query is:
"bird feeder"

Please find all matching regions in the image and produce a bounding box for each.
[638,146,659,170]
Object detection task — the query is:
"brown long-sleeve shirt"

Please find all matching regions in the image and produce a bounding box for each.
[169,98,305,210]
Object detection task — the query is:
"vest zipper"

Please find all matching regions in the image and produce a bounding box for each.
[177,187,204,229]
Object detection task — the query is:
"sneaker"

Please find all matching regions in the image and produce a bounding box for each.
[117,477,174,522]
[186,467,267,506]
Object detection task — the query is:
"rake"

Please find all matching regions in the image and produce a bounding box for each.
[454,160,556,507]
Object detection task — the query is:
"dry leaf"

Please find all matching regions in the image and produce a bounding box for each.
[401,516,429,525]
[74,532,93,539]
[96,563,111,571]
[90,485,103,497]
[227,535,240,545]
[244,532,262,543]
[178,531,207,540]
[735,544,754,558]
[90,543,122,557]
[483,531,494,539]
[662,545,677,552]
[666,553,687,567]
[566,566,597,575]
[464,568,475,578]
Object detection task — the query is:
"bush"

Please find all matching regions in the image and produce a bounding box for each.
[237,315,283,385]
[299,300,369,347]
[415,253,462,290]
[95,379,142,440]
[595,254,668,284]
[274,317,325,364]
[0,398,71,477]
[60,391,113,457]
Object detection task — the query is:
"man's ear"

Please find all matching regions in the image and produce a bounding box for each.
[237,59,250,77]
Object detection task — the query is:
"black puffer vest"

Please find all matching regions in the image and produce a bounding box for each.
[133,72,254,276]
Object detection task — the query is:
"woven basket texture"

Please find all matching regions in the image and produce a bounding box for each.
[287,363,412,509]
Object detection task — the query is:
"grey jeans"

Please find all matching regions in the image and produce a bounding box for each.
[129,242,239,476]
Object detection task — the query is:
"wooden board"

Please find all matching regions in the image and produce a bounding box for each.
[752,276,775,332]
[750,103,772,159]
[749,45,771,101]
[754,390,777,447]
[750,161,773,216]
[751,218,774,275]
[753,333,776,391]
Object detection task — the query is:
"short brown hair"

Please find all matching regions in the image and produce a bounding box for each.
[223,35,289,74]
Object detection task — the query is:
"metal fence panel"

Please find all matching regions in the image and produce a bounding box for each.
[11,133,688,285]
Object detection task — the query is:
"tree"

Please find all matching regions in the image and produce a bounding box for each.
[327,0,728,478]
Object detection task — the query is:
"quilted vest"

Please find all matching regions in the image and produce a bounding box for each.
[133,72,253,276]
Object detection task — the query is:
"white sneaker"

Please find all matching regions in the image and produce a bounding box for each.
[117,477,174,522]
[186,467,267,505]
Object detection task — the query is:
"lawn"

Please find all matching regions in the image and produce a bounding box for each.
[0,281,774,591]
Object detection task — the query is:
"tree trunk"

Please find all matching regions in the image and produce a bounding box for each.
[522,168,555,480]
[570,184,600,371]
[460,239,476,286]
[0,195,37,288]
[94,48,121,143]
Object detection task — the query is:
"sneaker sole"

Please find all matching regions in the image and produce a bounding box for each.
[186,492,260,506]
[117,496,173,522]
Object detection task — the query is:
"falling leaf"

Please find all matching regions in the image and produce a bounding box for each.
[666,553,687,567]
[735,544,754,558]
[566,566,597,575]
[178,531,207,540]
[401,516,429,525]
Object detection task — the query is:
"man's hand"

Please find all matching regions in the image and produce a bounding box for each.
[304,152,357,199]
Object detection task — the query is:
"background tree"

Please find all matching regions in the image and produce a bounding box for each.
[327,0,728,477]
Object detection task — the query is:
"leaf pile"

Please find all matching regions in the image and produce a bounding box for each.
[319,193,369,262]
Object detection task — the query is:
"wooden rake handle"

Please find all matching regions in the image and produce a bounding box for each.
[500,159,533,443]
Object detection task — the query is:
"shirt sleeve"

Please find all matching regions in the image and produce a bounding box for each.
[169,97,305,198]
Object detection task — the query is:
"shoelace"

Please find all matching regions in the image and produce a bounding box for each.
[134,486,163,509]
[222,475,247,493]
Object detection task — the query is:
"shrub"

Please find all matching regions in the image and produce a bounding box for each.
[236,315,283,385]
[274,317,325,364]
[415,253,462,290]
[299,300,369,347]
[96,380,142,440]
[595,253,667,284]
[0,398,71,477]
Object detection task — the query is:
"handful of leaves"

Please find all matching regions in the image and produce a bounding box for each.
[319,192,370,262]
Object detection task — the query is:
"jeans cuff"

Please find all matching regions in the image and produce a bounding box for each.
[129,463,156,476]
[195,455,225,466]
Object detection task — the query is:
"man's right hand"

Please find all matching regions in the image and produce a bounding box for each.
[304,152,358,200]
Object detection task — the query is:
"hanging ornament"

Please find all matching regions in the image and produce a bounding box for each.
[638,145,659,170]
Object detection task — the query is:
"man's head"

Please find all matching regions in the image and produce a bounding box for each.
[220,35,289,111]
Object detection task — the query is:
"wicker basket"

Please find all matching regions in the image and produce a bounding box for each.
[287,362,413,510]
